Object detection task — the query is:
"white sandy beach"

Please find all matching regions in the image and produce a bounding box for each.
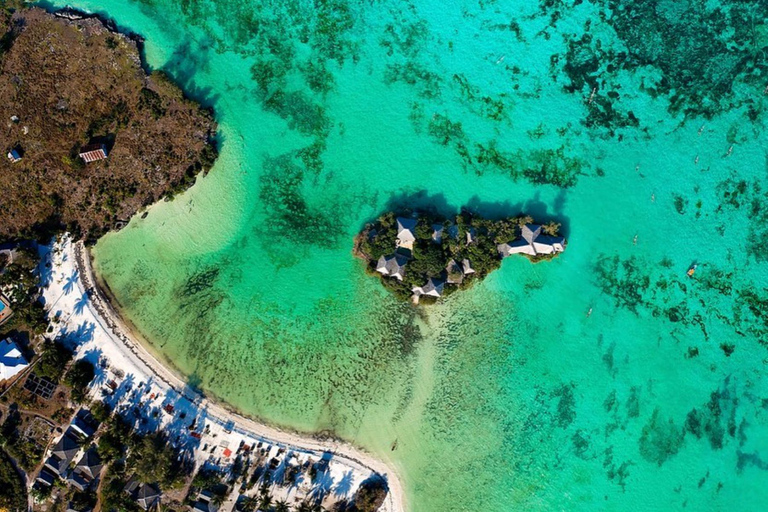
[41,236,405,512]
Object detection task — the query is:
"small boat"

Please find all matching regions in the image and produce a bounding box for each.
[687,264,697,277]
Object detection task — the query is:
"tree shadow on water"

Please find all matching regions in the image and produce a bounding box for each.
[465,191,572,236]
[365,188,572,236]
[161,39,222,109]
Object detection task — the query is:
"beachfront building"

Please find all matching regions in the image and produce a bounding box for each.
[412,278,444,299]
[67,447,103,491]
[395,217,417,250]
[376,254,407,281]
[78,143,108,163]
[498,224,565,258]
[70,410,97,439]
[137,483,162,510]
[125,481,162,510]
[36,469,56,487]
[445,259,464,285]
[44,429,81,476]
[7,148,21,163]
[431,223,444,243]
[192,490,218,512]
[466,227,477,245]
[0,337,28,381]
[462,259,475,275]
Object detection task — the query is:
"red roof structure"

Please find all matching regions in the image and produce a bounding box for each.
[79,143,108,163]
[223,448,232,458]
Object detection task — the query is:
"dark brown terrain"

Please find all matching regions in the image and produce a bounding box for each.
[0,7,217,241]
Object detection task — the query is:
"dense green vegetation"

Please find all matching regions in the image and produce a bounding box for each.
[352,478,388,512]
[356,210,562,302]
[0,447,27,512]
[0,408,44,471]
[97,416,130,462]
[63,359,95,403]
[98,421,188,511]
[127,432,186,487]
[0,245,47,337]
[0,409,27,465]
[100,460,141,512]
[35,340,73,382]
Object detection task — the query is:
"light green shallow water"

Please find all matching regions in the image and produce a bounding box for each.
[45,0,768,509]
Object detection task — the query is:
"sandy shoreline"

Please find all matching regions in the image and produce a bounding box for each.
[57,238,405,511]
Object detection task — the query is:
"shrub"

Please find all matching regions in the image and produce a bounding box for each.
[64,359,95,402]
[36,341,73,382]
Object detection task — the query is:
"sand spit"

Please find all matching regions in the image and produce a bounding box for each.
[42,236,404,512]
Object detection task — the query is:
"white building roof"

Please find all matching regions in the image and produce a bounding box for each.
[412,278,444,298]
[431,224,444,243]
[499,225,565,258]
[375,254,407,281]
[0,338,28,381]
[521,224,542,244]
[396,217,417,245]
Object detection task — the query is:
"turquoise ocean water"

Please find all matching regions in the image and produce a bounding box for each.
[45,0,768,509]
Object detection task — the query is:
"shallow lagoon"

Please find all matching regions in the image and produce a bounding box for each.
[45,0,768,509]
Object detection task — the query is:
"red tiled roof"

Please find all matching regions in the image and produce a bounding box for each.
[79,144,108,163]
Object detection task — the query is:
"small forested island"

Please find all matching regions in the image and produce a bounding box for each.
[355,210,566,303]
[0,7,217,242]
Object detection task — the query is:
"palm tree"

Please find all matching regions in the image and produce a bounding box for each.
[259,494,273,511]
[275,500,290,512]
[295,502,313,512]
[240,496,259,512]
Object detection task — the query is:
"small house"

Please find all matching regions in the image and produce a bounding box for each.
[465,227,476,245]
[431,224,444,244]
[0,337,28,381]
[78,143,108,163]
[137,483,161,510]
[6,149,21,163]
[192,490,217,512]
[70,411,97,439]
[125,481,161,511]
[35,469,56,487]
[68,447,102,491]
[395,217,417,249]
[412,278,444,298]
[461,259,475,275]
[44,429,81,476]
[498,224,565,258]
[375,254,407,281]
[445,260,464,285]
